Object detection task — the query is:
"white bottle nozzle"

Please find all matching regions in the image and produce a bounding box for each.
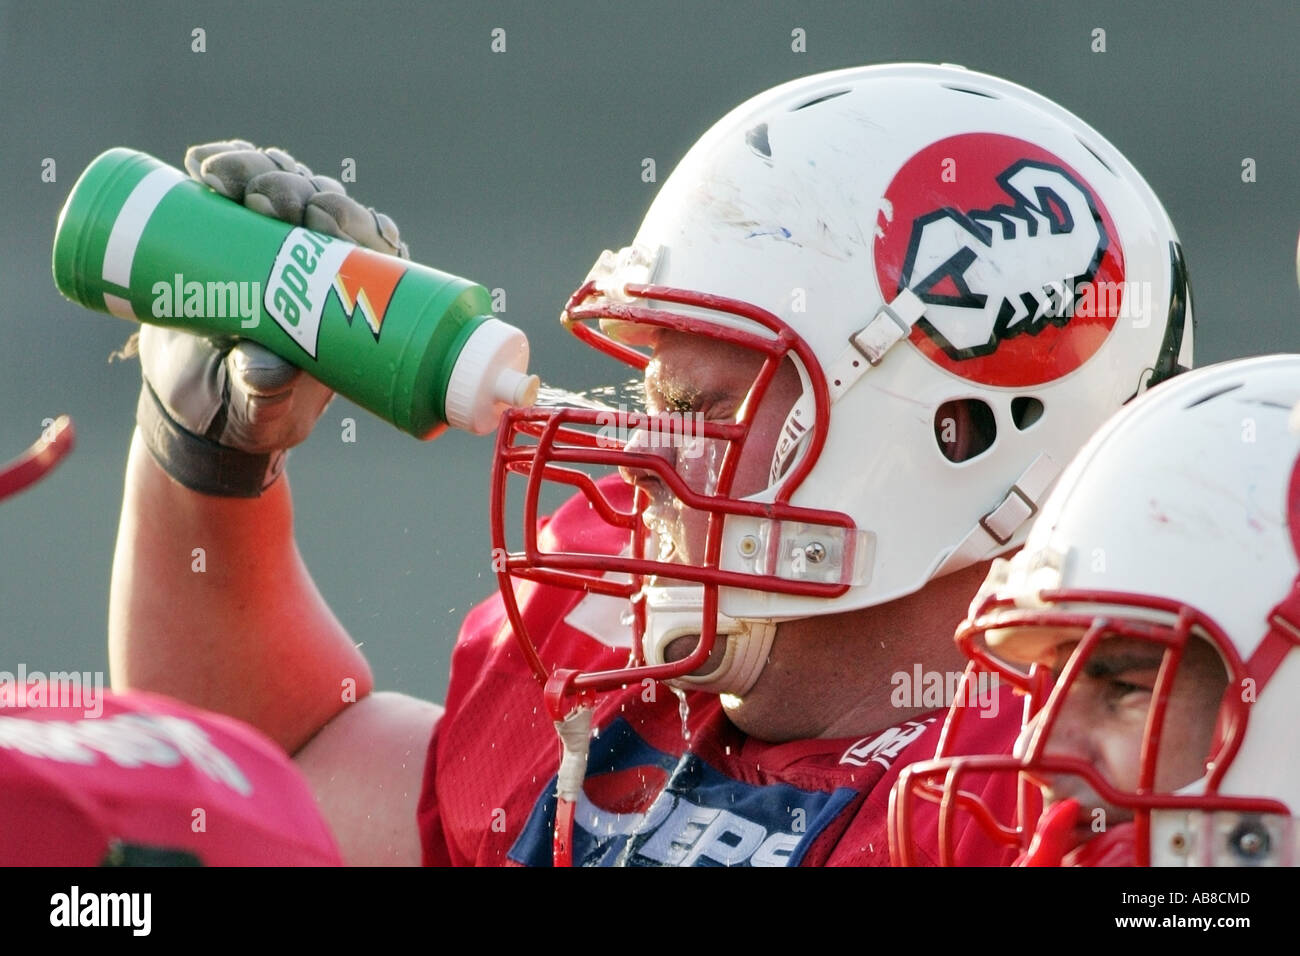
[444,318,538,434]
[496,367,540,407]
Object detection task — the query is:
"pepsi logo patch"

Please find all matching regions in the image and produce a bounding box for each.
[874,133,1125,387]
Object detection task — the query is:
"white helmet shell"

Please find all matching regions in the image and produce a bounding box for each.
[626,63,1192,623]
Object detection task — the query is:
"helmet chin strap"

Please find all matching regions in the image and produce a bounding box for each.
[642,585,777,697]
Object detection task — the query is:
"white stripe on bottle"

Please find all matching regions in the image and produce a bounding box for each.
[101,165,185,289]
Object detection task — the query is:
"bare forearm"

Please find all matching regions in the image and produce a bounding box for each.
[109,429,372,752]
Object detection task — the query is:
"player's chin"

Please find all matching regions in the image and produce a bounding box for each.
[662,633,729,677]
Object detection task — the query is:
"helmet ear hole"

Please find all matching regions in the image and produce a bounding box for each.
[935,399,997,463]
[1011,397,1045,431]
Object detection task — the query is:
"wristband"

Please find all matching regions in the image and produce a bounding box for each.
[135,380,286,498]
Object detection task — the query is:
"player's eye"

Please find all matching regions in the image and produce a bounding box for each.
[1110,680,1150,696]
[1102,678,1154,711]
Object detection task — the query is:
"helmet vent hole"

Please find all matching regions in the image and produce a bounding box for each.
[1011,397,1044,431]
[1185,383,1243,409]
[790,89,850,111]
[942,85,999,99]
[935,399,997,463]
[1075,135,1115,175]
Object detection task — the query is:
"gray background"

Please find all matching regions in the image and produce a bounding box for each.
[2,0,1297,700]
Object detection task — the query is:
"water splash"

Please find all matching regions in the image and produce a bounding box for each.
[669,685,691,742]
[533,377,646,411]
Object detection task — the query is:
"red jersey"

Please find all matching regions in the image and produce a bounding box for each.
[419,482,1019,866]
[0,689,341,866]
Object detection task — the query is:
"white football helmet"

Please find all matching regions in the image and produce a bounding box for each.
[892,355,1300,867]
[491,63,1194,707]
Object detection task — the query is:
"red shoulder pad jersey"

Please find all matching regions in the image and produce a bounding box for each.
[420,480,1020,866]
[0,688,341,865]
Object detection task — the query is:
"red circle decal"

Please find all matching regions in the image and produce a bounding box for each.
[874,133,1125,388]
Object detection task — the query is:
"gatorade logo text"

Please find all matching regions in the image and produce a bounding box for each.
[264,228,406,358]
[265,228,351,358]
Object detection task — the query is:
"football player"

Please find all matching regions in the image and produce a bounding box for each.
[0,419,341,865]
[108,64,1193,865]
[890,354,1300,867]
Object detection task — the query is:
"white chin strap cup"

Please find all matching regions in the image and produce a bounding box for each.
[642,586,776,697]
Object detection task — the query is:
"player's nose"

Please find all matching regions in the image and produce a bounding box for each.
[1015,689,1095,776]
[617,420,679,490]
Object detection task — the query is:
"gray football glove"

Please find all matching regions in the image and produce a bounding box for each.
[135,139,410,497]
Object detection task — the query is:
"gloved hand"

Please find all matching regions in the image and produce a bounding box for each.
[134,139,410,497]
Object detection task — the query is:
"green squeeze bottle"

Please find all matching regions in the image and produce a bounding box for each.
[52,148,539,437]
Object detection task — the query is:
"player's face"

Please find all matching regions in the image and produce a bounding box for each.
[616,329,801,673]
[626,328,802,568]
[1021,633,1227,835]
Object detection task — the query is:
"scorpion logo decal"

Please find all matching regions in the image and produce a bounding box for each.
[898,160,1108,362]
